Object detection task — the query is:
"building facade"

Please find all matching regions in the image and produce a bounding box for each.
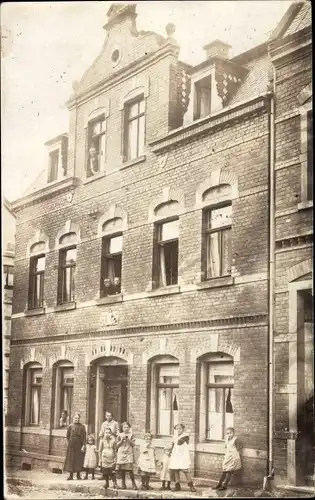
[3,198,16,423]
[6,2,313,488]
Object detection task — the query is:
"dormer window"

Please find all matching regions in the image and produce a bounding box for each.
[87,115,106,177]
[45,134,68,184]
[48,150,59,183]
[194,75,212,120]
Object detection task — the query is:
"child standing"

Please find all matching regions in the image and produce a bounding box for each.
[99,427,118,489]
[137,432,156,490]
[214,427,242,490]
[160,444,172,490]
[169,423,196,492]
[83,435,98,480]
[116,422,137,490]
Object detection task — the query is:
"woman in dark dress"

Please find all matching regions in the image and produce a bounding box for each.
[64,412,86,480]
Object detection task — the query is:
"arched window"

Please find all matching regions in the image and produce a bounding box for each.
[101,221,123,297]
[53,361,74,428]
[202,185,232,279]
[198,352,234,442]
[57,232,78,304]
[24,362,43,426]
[28,242,46,309]
[148,355,179,436]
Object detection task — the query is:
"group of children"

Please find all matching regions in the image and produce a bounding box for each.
[82,411,241,492]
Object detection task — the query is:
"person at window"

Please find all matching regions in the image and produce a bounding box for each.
[159,443,173,490]
[103,277,121,296]
[64,412,86,481]
[60,410,70,428]
[88,147,99,176]
[99,427,118,489]
[137,432,156,490]
[99,411,119,441]
[83,434,98,480]
[115,422,137,490]
[213,427,242,490]
[168,423,196,492]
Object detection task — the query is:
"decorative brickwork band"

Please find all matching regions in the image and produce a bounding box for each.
[98,203,128,237]
[190,335,240,363]
[148,186,185,222]
[85,341,133,366]
[55,220,80,248]
[297,82,312,106]
[142,337,182,364]
[195,167,239,208]
[26,230,50,258]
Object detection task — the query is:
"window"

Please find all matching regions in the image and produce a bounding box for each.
[54,363,74,428]
[198,353,234,441]
[157,364,179,436]
[28,255,45,309]
[307,109,313,201]
[155,219,179,287]
[48,150,59,183]
[87,116,106,177]
[3,265,14,288]
[194,75,212,120]
[58,247,76,304]
[124,97,145,161]
[101,235,122,297]
[24,364,42,426]
[203,205,232,279]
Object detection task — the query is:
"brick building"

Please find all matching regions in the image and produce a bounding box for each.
[6,2,313,488]
[2,197,16,422]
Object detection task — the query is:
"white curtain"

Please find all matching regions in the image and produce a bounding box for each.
[31,388,40,424]
[159,247,167,287]
[208,233,220,277]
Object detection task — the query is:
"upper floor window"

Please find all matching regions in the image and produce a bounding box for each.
[101,234,122,297]
[57,232,77,304]
[28,255,45,309]
[24,363,42,426]
[87,115,106,177]
[307,109,313,201]
[203,204,232,279]
[124,97,145,161]
[3,265,14,289]
[45,134,68,184]
[154,219,179,288]
[194,75,212,120]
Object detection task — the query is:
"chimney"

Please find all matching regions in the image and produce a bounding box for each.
[203,39,231,60]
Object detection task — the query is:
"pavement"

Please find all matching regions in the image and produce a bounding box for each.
[4,469,314,499]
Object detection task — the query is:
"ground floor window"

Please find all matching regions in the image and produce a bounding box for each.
[24,363,42,426]
[148,355,179,437]
[53,362,74,428]
[198,353,234,441]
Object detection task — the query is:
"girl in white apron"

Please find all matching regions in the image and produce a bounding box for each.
[213,427,242,490]
[169,423,196,492]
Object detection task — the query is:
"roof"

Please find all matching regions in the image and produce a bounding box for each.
[21,169,47,197]
[283,1,311,37]
[228,54,270,106]
[3,197,16,218]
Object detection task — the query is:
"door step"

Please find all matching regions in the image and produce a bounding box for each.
[277,484,315,495]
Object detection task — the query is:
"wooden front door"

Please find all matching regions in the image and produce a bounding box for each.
[103,365,128,425]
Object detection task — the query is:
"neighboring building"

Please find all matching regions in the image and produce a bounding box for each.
[2,197,16,422]
[269,1,313,488]
[6,1,312,489]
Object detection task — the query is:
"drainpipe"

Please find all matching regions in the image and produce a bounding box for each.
[263,65,276,491]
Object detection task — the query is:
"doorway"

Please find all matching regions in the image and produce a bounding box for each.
[89,357,128,437]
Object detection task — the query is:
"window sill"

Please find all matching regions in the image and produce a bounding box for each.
[51,429,67,437]
[196,276,234,290]
[54,302,76,313]
[147,285,180,297]
[297,200,313,211]
[96,294,123,305]
[24,307,46,317]
[120,155,146,171]
[196,441,225,454]
[83,172,106,185]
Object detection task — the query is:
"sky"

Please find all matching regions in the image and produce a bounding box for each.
[1,0,293,202]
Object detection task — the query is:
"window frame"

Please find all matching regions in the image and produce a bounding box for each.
[100,233,123,297]
[24,363,43,426]
[53,362,74,428]
[194,75,212,120]
[198,353,234,443]
[86,114,106,178]
[123,95,146,162]
[154,218,179,288]
[202,202,232,280]
[48,149,59,183]
[58,245,77,305]
[156,363,179,437]
[28,254,45,310]
[299,99,313,206]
